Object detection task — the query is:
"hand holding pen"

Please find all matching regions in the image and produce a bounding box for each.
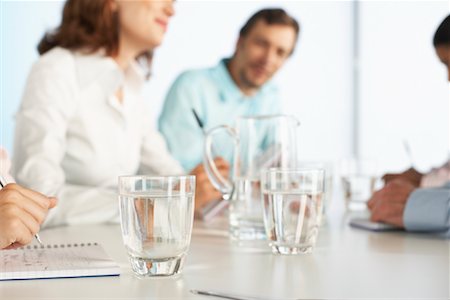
[381,141,422,187]
[0,175,56,249]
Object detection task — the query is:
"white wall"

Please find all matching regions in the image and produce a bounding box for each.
[358,0,449,173]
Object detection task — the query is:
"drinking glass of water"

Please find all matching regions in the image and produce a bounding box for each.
[261,168,325,255]
[118,175,195,277]
[340,159,379,211]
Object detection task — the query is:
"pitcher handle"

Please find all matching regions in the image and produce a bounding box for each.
[203,125,237,198]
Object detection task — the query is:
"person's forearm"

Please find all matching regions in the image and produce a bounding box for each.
[404,188,450,232]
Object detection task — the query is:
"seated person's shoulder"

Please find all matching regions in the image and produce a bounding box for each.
[174,68,212,86]
[35,47,75,68]
[31,47,76,77]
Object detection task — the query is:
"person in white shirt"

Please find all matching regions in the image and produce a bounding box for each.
[0,149,56,249]
[12,0,228,227]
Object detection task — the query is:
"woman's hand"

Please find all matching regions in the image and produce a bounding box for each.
[0,184,56,249]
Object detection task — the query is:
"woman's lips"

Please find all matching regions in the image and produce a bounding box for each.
[155,18,168,31]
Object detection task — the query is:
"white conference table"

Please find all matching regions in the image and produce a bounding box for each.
[1,212,448,300]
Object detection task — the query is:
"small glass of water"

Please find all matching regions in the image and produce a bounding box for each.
[261,168,325,255]
[340,159,379,211]
[118,175,195,277]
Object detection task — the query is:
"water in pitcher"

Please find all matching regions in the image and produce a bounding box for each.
[229,178,267,241]
[262,190,323,254]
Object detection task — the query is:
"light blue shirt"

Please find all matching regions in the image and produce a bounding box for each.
[404,182,450,234]
[158,59,281,171]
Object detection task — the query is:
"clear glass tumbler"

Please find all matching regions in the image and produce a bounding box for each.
[340,158,379,211]
[119,175,195,277]
[261,168,325,255]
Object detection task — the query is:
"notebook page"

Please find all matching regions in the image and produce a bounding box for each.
[0,242,120,280]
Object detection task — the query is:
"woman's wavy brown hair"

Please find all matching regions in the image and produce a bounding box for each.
[38,0,119,56]
[38,0,152,72]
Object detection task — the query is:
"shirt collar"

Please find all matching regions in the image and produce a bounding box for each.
[213,58,243,102]
[74,50,146,97]
[124,60,147,92]
[213,58,276,103]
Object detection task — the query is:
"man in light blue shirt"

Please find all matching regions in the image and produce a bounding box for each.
[159,9,299,171]
[368,14,450,233]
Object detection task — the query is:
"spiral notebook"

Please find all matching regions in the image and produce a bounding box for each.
[0,242,120,281]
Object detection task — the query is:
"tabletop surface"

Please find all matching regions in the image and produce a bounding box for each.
[0,212,448,300]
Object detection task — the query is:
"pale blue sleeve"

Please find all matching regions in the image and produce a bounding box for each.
[403,183,450,232]
[158,72,205,172]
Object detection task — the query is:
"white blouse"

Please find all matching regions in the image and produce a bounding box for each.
[13,47,184,227]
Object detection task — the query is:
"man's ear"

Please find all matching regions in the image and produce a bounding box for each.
[236,36,244,50]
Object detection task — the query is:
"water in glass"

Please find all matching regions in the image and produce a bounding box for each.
[263,190,323,254]
[119,175,195,277]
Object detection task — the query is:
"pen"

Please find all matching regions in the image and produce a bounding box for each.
[0,174,44,246]
[192,108,206,134]
[403,139,415,168]
[190,289,296,300]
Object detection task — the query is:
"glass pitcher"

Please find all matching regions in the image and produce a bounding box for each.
[203,114,300,241]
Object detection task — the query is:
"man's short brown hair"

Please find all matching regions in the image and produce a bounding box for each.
[239,8,300,43]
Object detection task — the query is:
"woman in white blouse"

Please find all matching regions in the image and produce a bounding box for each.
[13,0,228,227]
